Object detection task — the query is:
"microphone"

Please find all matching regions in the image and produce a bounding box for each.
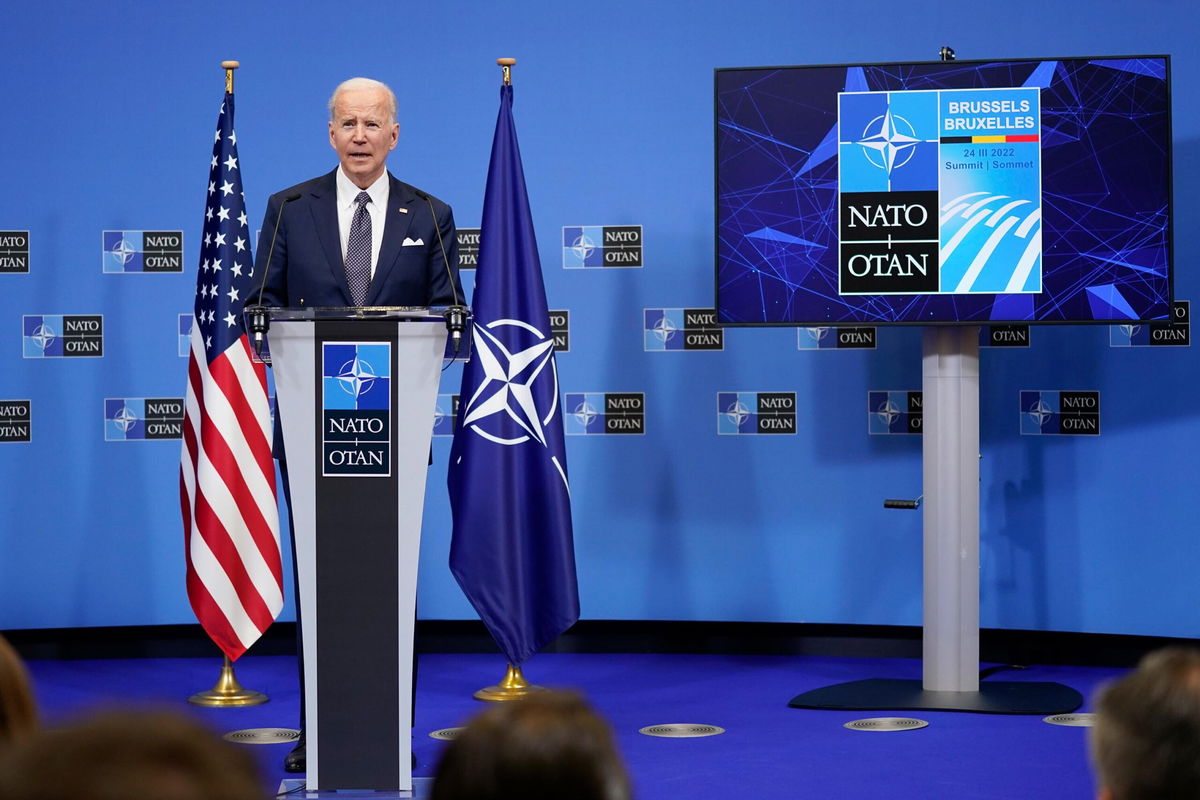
[247,192,301,358]
[412,188,466,354]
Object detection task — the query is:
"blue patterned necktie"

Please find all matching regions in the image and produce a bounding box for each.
[345,190,372,305]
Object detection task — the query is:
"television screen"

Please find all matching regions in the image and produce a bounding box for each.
[715,55,1172,325]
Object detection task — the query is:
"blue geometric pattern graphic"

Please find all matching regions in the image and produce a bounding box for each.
[717,57,1171,324]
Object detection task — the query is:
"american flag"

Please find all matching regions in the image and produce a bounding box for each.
[180,91,283,662]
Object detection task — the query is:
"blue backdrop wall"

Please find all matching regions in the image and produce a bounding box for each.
[1,0,1197,639]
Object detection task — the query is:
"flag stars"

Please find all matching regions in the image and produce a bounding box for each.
[208,181,216,196]
[230,130,237,146]
[227,286,240,303]
[233,236,246,253]
[206,206,214,221]
[231,262,243,277]
[224,311,237,327]
[224,155,238,171]
[217,207,231,222]
[211,155,218,169]
[214,129,222,143]
[215,232,227,247]
[237,211,248,228]
[220,180,235,197]
[212,257,223,271]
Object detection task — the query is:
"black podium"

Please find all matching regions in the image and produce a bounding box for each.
[268,307,448,793]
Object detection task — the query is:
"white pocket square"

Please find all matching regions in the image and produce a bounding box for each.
[402,237,424,247]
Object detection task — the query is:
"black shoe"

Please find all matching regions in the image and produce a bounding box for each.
[284,737,306,773]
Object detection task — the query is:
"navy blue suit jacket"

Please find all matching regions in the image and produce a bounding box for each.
[254,168,464,456]
[253,169,462,309]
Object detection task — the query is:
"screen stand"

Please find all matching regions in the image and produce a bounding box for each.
[789,327,1082,714]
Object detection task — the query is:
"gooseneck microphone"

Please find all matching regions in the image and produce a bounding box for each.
[247,192,301,358]
[412,188,466,354]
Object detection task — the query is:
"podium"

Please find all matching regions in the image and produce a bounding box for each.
[267,307,449,793]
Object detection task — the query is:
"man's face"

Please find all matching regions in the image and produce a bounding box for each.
[329,86,399,189]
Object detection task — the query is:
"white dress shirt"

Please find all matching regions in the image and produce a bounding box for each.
[336,167,389,279]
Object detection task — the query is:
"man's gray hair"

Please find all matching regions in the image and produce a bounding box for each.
[328,77,397,123]
[1091,646,1200,799]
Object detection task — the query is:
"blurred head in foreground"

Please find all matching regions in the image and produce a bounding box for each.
[432,689,631,800]
[0,635,38,748]
[0,709,266,800]
[1091,646,1200,800]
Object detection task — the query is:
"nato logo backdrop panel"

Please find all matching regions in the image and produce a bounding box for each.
[104,398,184,441]
[564,392,645,435]
[102,231,184,273]
[0,232,29,273]
[322,342,392,476]
[23,315,103,358]
[0,401,31,443]
[717,392,797,434]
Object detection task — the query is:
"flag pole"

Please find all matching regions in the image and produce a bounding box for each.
[186,59,269,708]
[469,56,548,703]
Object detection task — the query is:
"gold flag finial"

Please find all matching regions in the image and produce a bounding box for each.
[497,58,516,86]
[221,60,240,93]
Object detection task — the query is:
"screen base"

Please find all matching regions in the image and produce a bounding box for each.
[788,677,1082,715]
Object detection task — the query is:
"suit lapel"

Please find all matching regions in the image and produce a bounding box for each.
[308,169,353,305]
[367,174,416,305]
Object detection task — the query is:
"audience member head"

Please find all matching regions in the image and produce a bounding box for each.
[432,689,631,800]
[0,709,266,800]
[0,634,38,747]
[1090,645,1200,800]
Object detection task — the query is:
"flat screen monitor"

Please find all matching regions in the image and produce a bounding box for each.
[714,55,1172,325]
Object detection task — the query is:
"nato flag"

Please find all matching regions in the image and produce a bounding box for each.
[447,83,579,666]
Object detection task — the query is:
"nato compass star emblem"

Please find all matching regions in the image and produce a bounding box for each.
[857,108,921,176]
[1027,397,1054,426]
[724,399,751,429]
[31,323,55,352]
[113,405,138,432]
[570,234,596,262]
[572,398,599,428]
[459,318,560,446]
[875,398,901,427]
[110,238,138,265]
[651,315,678,345]
[336,356,378,398]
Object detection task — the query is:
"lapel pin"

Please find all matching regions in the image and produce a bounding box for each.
[398,207,408,214]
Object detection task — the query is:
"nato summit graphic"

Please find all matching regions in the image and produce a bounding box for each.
[717,392,796,435]
[322,343,391,476]
[797,327,876,350]
[432,394,459,437]
[564,393,645,435]
[104,398,184,441]
[0,401,31,443]
[0,232,29,273]
[562,226,643,268]
[1020,390,1100,435]
[1110,301,1190,347]
[23,315,103,358]
[868,391,922,435]
[644,309,724,351]
[102,231,185,273]
[838,87,1041,295]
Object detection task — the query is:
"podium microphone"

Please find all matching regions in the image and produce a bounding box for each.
[247,192,301,357]
[412,188,466,354]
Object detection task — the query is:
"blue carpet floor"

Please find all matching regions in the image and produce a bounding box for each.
[24,652,1122,799]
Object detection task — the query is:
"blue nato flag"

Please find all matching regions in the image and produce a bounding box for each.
[447,83,579,666]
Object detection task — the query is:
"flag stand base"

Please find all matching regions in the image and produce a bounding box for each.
[188,656,269,707]
[474,663,544,702]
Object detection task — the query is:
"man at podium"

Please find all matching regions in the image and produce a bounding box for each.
[253,76,464,774]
